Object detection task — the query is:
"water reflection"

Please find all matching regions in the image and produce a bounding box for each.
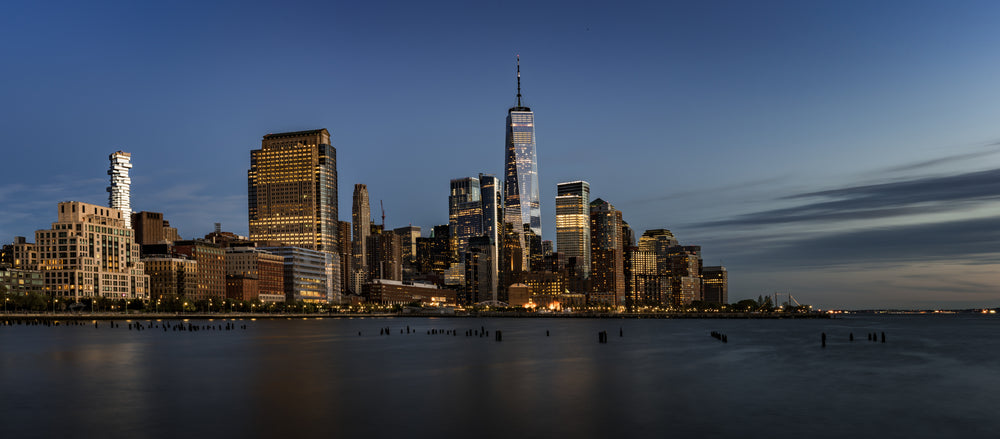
[3,315,1000,438]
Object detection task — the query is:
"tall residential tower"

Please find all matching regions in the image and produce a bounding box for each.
[248,129,338,252]
[351,184,371,291]
[108,151,133,229]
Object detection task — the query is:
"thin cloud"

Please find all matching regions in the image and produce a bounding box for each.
[727,215,1000,269]
[883,140,1000,174]
[701,167,1000,227]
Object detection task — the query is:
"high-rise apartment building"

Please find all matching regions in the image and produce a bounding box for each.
[638,229,678,304]
[248,129,338,252]
[555,181,590,277]
[338,221,353,294]
[504,56,541,271]
[34,201,149,301]
[108,151,133,229]
[352,184,371,291]
[366,228,402,282]
[669,246,702,306]
[627,248,664,305]
[590,198,625,305]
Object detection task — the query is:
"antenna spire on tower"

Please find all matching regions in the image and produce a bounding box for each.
[516,55,522,107]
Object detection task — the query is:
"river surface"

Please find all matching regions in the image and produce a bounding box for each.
[2,314,998,438]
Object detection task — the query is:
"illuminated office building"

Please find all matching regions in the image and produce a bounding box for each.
[393,226,421,262]
[555,181,590,277]
[627,248,663,305]
[702,266,728,305]
[248,129,338,252]
[504,56,541,271]
[449,177,483,256]
[107,151,133,229]
[260,246,335,303]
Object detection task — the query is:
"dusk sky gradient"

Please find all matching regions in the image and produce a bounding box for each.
[4,0,1000,308]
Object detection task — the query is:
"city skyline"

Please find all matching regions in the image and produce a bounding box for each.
[4,1,1000,308]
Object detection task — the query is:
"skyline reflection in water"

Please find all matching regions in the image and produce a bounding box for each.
[2,315,999,438]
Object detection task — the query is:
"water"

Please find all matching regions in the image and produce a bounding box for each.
[2,314,999,438]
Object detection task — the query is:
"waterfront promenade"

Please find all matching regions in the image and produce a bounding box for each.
[0,310,829,321]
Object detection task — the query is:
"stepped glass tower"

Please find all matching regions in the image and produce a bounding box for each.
[504,56,540,271]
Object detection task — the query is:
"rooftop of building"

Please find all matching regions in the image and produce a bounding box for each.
[262,129,329,139]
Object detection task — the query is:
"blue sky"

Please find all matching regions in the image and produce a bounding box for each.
[4,0,1000,308]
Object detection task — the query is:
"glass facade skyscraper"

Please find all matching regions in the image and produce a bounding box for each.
[504,57,540,271]
[248,129,338,252]
[556,181,590,277]
[449,177,483,256]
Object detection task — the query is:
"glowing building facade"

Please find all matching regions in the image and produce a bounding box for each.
[449,177,483,256]
[504,56,540,271]
[248,129,338,252]
[555,181,590,277]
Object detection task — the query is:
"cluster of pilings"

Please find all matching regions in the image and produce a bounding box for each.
[825,331,886,347]
[0,318,249,332]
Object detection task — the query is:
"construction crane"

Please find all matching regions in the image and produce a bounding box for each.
[380,200,385,227]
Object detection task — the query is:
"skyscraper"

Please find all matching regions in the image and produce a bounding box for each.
[449,177,483,257]
[248,129,338,252]
[108,151,133,229]
[478,174,501,302]
[638,229,679,306]
[590,198,625,305]
[504,56,540,271]
[352,184,371,291]
[555,181,590,277]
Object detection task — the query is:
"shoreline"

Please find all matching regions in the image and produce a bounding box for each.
[0,311,831,320]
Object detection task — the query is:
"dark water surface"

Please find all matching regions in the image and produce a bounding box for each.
[2,315,998,438]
